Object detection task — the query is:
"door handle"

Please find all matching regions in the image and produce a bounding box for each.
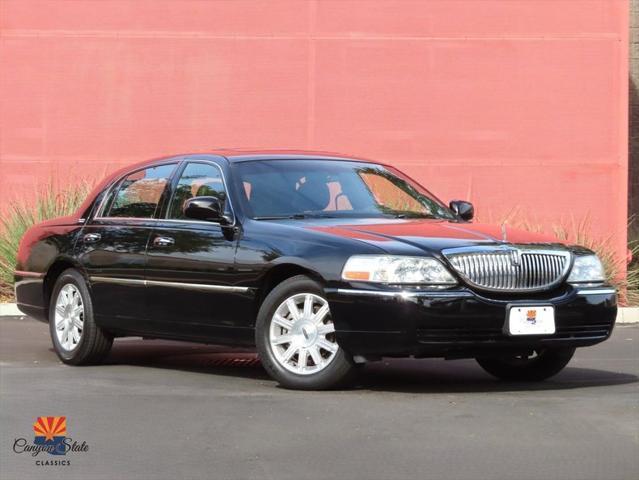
[153,236,175,247]
[83,233,101,243]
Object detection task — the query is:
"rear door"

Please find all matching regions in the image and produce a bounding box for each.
[76,162,177,332]
[144,159,250,343]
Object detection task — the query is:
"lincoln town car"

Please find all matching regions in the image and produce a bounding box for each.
[14,151,617,389]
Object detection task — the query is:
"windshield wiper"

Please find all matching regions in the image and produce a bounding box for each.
[253,213,338,220]
[391,211,438,219]
[253,215,299,220]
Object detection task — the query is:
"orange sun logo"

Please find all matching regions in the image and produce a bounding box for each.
[33,416,66,441]
[526,310,537,323]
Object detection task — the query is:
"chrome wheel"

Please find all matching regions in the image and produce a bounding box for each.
[269,293,338,375]
[54,284,84,351]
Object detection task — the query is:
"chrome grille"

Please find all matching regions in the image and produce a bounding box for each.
[442,247,571,292]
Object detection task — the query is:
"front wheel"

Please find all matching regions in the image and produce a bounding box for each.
[476,347,575,381]
[256,275,356,390]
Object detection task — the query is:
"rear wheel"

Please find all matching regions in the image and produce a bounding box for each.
[476,347,575,381]
[49,269,113,365]
[256,275,355,390]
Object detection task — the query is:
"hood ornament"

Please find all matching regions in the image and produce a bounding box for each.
[501,222,508,243]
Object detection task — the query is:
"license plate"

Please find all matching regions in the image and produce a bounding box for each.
[507,305,555,335]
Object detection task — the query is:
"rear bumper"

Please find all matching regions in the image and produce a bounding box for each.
[326,286,617,358]
[14,271,47,322]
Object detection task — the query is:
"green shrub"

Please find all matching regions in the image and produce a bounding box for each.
[0,182,94,301]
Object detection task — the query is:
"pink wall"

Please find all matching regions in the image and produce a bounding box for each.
[0,1,629,258]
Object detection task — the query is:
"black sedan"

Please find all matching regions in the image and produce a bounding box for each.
[14,150,617,389]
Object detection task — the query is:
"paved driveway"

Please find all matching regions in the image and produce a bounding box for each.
[1,317,637,480]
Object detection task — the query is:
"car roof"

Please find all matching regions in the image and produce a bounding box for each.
[210,149,374,164]
[78,150,394,219]
[107,150,383,182]
[139,149,378,165]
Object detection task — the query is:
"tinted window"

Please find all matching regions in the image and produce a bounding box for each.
[236,160,454,220]
[104,164,176,218]
[168,162,227,220]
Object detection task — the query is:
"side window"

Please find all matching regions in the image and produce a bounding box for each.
[104,164,176,218]
[168,162,226,220]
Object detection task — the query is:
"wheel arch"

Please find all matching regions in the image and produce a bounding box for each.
[254,262,327,319]
[43,257,87,320]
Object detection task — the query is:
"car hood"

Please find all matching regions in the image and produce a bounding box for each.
[301,218,564,255]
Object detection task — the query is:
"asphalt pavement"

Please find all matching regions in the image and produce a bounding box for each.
[1,316,637,480]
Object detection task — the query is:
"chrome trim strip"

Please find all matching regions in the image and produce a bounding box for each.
[335,288,474,298]
[442,245,570,255]
[14,270,45,278]
[89,276,249,292]
[155,218,223,226]
[576,288,616,295]
[92,218,159,223]
[90,218,227,226]
[146,279,249,293]
[90,276,146,286]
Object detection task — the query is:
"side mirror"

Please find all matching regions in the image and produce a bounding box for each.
[449,200,474,221]
[183,196,230,224]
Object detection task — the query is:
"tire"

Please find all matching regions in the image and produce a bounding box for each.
[48,268,113,365]
[476,347,575,381]
[256,275,356,390]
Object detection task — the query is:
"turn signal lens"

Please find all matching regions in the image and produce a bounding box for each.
[342,270,371,281]
[341,255,457,285]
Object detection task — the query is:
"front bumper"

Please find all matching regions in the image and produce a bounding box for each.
[326,285,617,358]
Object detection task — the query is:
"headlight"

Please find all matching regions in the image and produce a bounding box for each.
[341,255,457,285]
[567,254,605,283]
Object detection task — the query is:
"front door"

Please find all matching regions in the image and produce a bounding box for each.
[145,160,250,343]
[76,162,177,333]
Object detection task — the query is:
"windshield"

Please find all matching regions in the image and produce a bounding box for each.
[234,160,455,220]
